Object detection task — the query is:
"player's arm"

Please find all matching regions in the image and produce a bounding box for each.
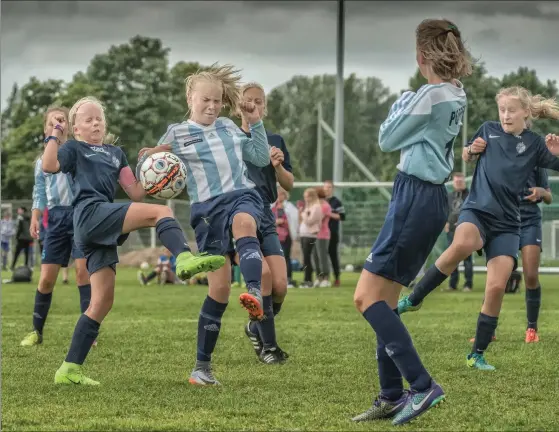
[30,160,47,239]
[536,134,559,173]
[329,197,345,222]
[240,120,270,167]
[119,151,145,202]
[463,124,487,163]
[378,90,432,152]
[271,137,294,191]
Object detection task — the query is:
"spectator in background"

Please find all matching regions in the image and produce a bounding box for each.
[323,180,345,287]
[298,188,323,288]
[138,249,177,285]
[1,212,15,271]
[273,187,299,288]
[11,207,32,270]
[445,172,473,291]
[314,187,332,287]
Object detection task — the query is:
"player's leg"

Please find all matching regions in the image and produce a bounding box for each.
[353,174,446,425]
[400,212,484,313]
[62,267,69,284]
[522,241,541,343]
[328,231,341,286]
[468,234,518,371]
[446,232,459,290]
[2,241,9,270]
[316,239,331,287]
[55,247,118,385]
[20,263,61,346]
[463,253,473,291]
[121,202,225,280]
[189,258,231,386]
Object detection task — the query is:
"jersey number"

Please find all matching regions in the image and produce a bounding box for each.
[445,137,456,166]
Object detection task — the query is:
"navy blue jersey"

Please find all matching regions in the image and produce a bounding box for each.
[519,167,549,223]
[463,121,559,228]
[244,130,292,204]
[57,140,129,209]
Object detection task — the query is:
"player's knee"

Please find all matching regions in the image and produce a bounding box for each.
[272,273,288,298]
[89,292,114,317]
[233,214,257,236]
[75,267,89,286]
[38,277,56,293]
[159,205,174,219]
[523,271,539,289]
[449,238,478,260]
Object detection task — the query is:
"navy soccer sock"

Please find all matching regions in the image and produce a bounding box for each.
[155,217,191,257]
[273,301,283,316]
[33,290,53,335]
[363,301,432,392]
[65,314,100,365]
[377,308,405,401]
[236,236,263,292]
[254,295,276,350]
[525,286,541,330]
[408,265,448,306]
[472,313,498,355]
[197,296,228,362]
[78,284,91,314]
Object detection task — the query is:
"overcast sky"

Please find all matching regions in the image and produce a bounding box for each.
[2,1,559,109]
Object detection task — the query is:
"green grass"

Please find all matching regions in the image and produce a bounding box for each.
[2,269,559,431]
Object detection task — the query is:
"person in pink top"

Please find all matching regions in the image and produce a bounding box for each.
[298,188,323,288]
[313,187,332,287]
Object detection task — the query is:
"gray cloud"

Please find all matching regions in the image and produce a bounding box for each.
[1,1,558,110]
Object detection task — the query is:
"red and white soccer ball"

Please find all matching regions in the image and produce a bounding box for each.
[139,152,187,200]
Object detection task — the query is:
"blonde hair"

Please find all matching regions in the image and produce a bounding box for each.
[304,187,319,204]
[496,86,559,126]
[185,63,242,116]
[43,104,70,141]
[239,82,268,117]
[416,19,473,81]
[69,96,117,144]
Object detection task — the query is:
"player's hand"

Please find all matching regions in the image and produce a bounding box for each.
[240,102,260,124]
[545,133,559,156]
[29,219,40,240]
[270,146,284,167]
[525,187,545,202]
[138,145,171,159]
[469,137,487,154]
[444,223,450,233]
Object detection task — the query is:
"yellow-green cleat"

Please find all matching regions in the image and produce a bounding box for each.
[20,330,43,347]
[54,361,100,385]
[175,251,225,281]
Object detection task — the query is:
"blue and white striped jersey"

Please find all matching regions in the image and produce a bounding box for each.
[1,219,15,243]
[32,158,75,211]
[379,82,467,184]
[158,117,270,204]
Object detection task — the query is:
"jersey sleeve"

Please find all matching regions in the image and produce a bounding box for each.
[536,137,559,172]
[57,140,78,174]
[31,159,47,211]
[120,148,130,169]
[467,123,488,147]
[236,120,269,167]
[278,135,293,173]
[330,197,346,221]
[378,88,433,152]
[537,168,550,189]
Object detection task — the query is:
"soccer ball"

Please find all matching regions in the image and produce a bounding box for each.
[140,261,150,271]
[139,152,187,200]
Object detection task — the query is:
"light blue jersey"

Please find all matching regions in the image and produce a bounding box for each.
[32,158,75,211]
[379,81,467,184]
[158,117,270,204]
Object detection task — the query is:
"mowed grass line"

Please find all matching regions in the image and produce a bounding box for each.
[2,270,559,431]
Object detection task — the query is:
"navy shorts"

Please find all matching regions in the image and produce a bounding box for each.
[190,189,264,257]
[519,220,542,250]
[42,206,84,267]
[258,205,283,257]
[1,241,9,252]
[457,209,519,269]
[364,171,448,287]
[74,201,131,275]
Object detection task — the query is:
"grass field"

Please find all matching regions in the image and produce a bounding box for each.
[2,269,559,431]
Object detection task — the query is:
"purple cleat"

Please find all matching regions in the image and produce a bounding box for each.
[392,381,445,425]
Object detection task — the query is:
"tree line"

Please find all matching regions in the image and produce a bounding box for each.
[1,35,557,201]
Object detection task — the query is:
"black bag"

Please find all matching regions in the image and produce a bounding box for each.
[12,266,32,283]
[505,270,522,294]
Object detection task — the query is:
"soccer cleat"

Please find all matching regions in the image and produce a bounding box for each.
[397,295,422,315]
[239,287,264,320]
[259,347,285,364]
[276,345,290,361]
[54,361,100,385]
[469,335,497,343]
[189,366,221,386]
[333,279,341,287]
[137,270,147,286]
[392,382,445,425]
[20,330,43,347]
[467,353,496,371]
[352,393,407,422]
[245,321,263,356]
[175,251,226,281]
[525,328,539,343]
